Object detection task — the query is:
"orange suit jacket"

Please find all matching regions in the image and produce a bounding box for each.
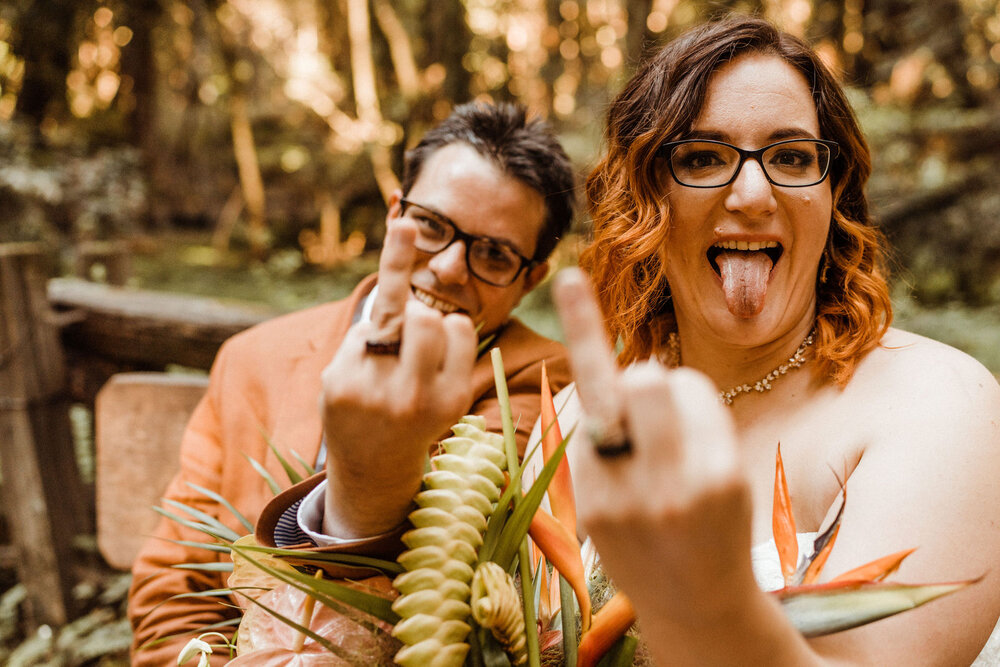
[127,275,570,665]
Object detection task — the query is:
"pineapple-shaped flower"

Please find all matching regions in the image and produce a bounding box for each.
[391,415,508,667]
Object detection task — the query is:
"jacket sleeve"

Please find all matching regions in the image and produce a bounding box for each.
[127,343,243,667]
[473,334,572,458]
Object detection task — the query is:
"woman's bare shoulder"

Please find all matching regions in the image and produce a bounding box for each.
[856,327,1000,403]
[845,327,1000,461]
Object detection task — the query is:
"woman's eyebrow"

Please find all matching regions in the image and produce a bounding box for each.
[684,127,819,142]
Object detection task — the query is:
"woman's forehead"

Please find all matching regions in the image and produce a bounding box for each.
[690,54,820,140]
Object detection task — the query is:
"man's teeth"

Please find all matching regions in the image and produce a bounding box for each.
[412,288,460,313]
[713,240,780,251]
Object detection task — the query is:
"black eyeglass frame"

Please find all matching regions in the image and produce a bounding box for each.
[398,198,538,287]
[657,138,841,189]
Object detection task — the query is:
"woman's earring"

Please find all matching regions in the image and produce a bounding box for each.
[819,251,830,284]
[662,331,681,368]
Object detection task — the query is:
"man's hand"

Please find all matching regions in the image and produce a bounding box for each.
[320,220,477,539]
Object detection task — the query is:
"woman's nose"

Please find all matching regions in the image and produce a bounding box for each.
[724,158,778,217]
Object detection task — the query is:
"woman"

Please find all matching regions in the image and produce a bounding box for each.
[552,16,1000,665]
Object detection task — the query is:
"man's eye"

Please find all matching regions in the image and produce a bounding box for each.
[473,243,516,270]
[415,215,448,237]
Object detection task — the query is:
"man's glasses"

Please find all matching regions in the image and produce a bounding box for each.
[657,138,839,188]
[398,199,536,287]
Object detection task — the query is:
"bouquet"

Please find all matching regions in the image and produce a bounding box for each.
[165,349,974,666]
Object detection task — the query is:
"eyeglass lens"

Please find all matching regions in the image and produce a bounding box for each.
[669,140,832,187]
[404,204,523,286]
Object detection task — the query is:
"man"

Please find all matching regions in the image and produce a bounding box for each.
[128,102,575,665]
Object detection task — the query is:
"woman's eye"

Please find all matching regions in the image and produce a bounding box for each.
[770,149,814,168]
[678,151,726,170]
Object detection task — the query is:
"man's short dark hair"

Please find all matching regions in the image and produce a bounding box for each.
[401,102,575,262]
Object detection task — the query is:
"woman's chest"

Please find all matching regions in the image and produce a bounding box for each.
[736,398,871,545]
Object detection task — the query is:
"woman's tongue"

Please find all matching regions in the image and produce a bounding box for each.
[716,250,773,318]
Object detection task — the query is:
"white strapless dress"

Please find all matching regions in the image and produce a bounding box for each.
[751,533,1000,665]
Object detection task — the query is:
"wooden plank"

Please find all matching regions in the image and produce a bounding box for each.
[0,244,87,628]
[48,278,276,371]
[95,372,208,570]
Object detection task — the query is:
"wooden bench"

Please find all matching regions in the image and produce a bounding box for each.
[94,372,209,570]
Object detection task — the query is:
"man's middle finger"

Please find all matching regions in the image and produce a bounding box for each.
[370,219,418,337]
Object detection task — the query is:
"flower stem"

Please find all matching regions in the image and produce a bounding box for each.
[491,349,541,667]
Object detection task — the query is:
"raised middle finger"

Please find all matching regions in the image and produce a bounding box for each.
[369,218,418,340]
[552,268,626,446]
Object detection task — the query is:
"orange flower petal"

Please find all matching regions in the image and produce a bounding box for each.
[541,363,577,532]
[576,592,637,667]
[528,508,591,632]
[829,548,917,584]
[772,444,798,585]
[801,524,840,585]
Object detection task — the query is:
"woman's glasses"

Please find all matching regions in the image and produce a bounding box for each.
[657,138,839,188]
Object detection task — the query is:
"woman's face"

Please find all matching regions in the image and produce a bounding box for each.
[661,53,832,346]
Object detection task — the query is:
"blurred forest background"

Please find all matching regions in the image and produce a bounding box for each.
[0,2,999,664]
[1,0,999,367]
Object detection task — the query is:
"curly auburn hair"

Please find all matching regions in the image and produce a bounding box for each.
[580,15,892,385]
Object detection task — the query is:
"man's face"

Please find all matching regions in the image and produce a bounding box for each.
[386,143,549,336]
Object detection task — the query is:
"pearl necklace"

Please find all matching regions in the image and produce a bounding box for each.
[663,328,817,406]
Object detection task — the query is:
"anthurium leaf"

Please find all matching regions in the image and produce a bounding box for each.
[234,591,353,660]
[229,543,400,627]
[184,482,255,534]
[242,453,283,495]
[776,578,977,637]
[160,498,244,542]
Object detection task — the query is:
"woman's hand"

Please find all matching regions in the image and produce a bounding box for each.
[552,269,780,662]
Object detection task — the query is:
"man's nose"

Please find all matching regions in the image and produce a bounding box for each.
[724,158,777,217]
[427,240,470,284]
